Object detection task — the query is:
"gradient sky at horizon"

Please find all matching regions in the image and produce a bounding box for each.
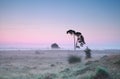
[0,0,120,49]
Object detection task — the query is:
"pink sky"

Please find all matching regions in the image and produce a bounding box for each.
[0,24,119,45]
[0,0,120,49]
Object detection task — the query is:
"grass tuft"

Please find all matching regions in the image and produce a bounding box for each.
[90,66,111,79]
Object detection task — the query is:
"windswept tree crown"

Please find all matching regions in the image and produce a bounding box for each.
[66,30,76,35]
[67,30,82,37]
[75,32,81,37]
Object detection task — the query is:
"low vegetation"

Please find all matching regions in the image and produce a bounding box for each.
[68,55,81,64]
[90,67,111,79]
[114,60,120,65]
[1,51,120,79]
[84,47,92,59]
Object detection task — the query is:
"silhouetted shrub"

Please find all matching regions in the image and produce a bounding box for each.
[84,47,91,59]
[51,43,60,49]
[68,55,81,64]
[90,67,111,79]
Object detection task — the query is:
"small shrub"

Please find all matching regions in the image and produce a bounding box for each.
[50,64,55,67]
[84,47,92,59]
[51,43,60,49]
[90,67,111,79]
[68,55,81,64]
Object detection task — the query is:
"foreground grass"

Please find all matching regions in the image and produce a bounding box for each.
[0,55,120,79]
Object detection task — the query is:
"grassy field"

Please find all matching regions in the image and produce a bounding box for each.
[0,50,120,79]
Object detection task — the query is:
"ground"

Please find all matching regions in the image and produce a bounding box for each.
[0,50,120,79]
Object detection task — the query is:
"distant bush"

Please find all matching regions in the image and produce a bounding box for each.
[68,55,81,64]
[51,43,60,49]
[90,67,111,79]
[84,47,92,59]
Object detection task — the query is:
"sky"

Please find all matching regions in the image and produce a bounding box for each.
[0,0,120,49]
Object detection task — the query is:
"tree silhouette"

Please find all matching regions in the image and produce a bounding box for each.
[75,32,85,47]
[67,30,86,50]
[75,32,81,37]
[66,29,76,50]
